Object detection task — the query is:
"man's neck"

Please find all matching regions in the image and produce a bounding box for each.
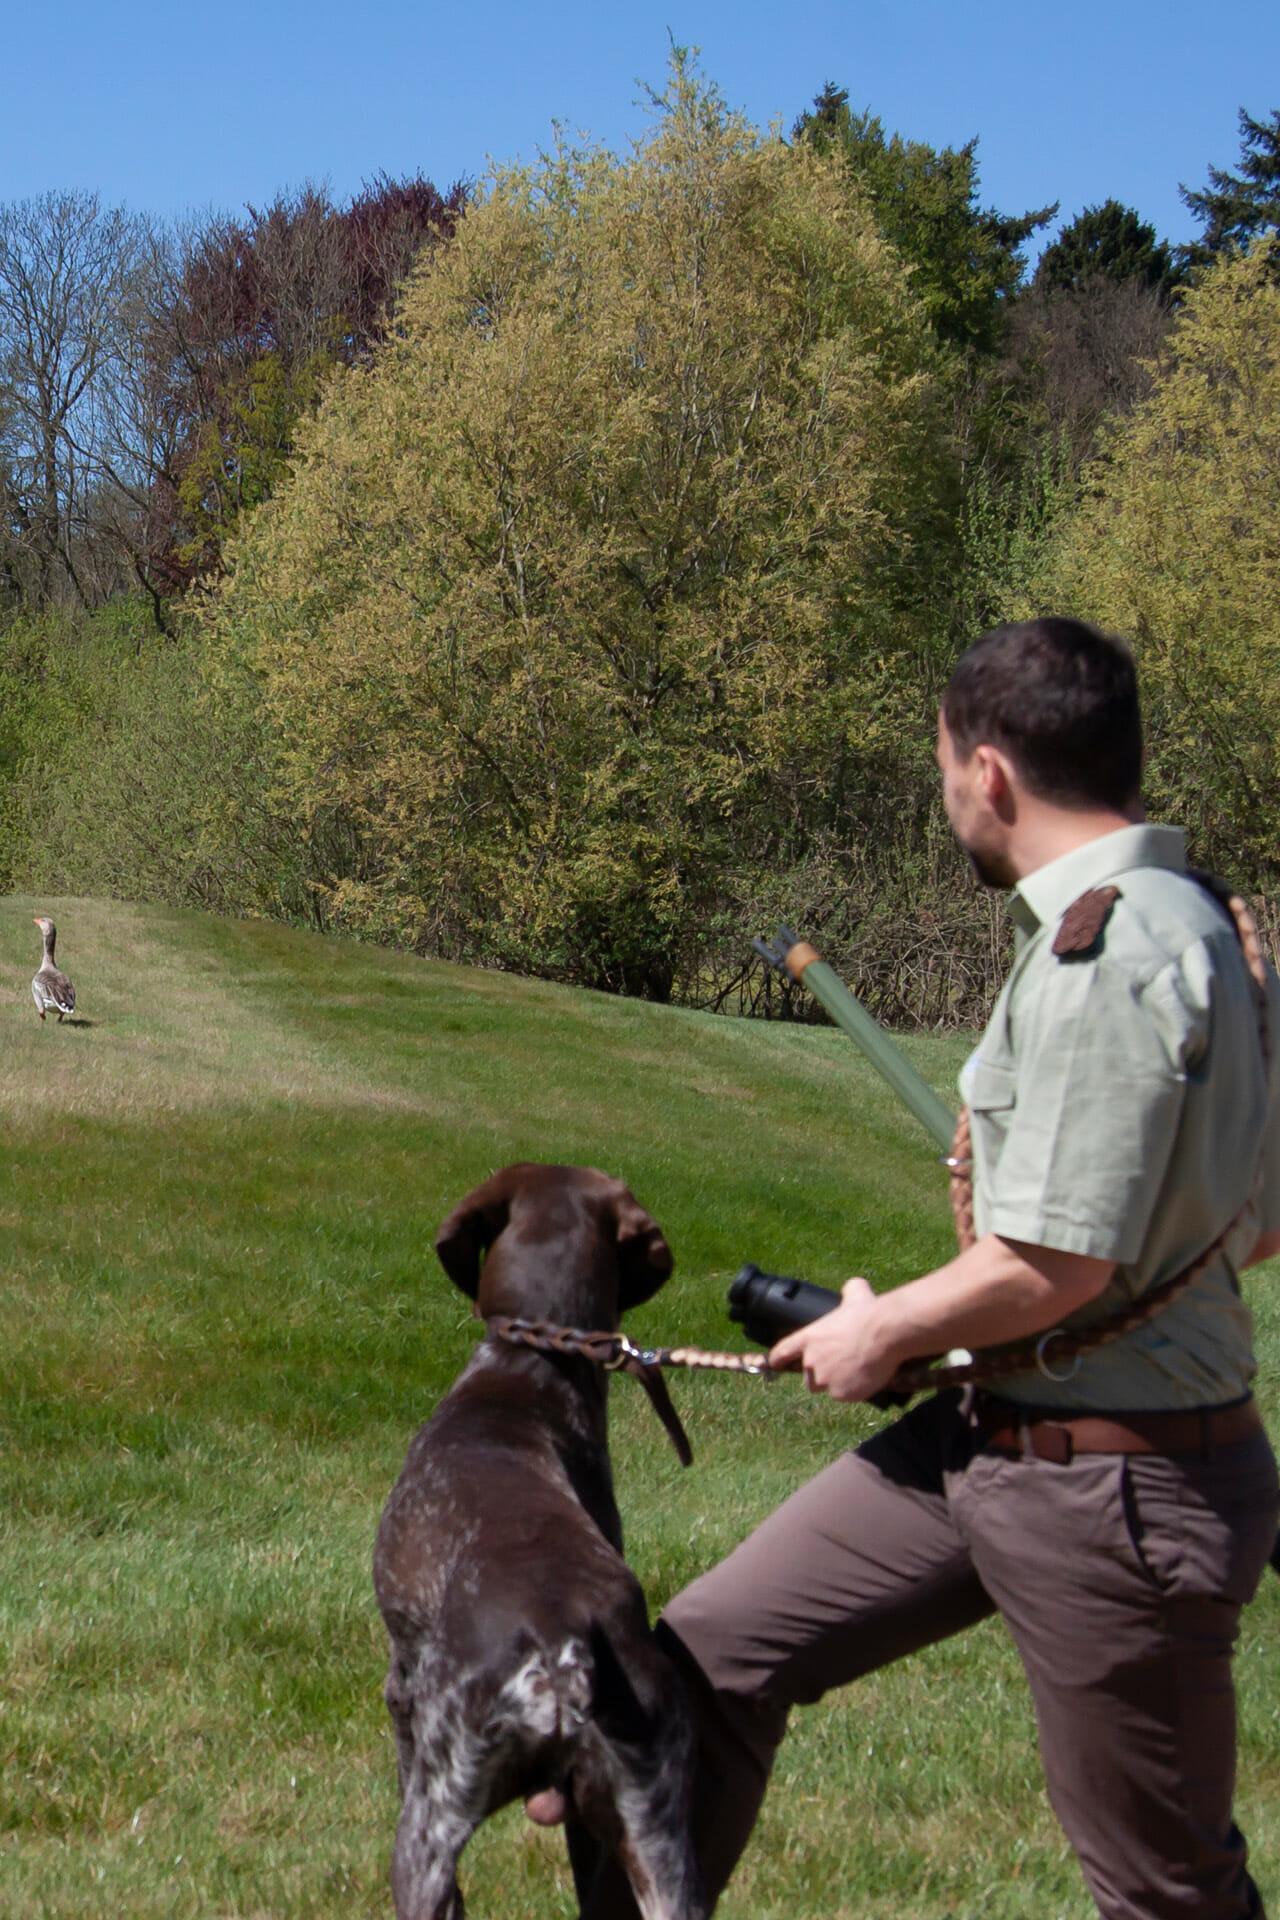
[1007,802,1142,883]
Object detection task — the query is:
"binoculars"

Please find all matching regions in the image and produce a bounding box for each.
[727,1262,841,1348]
[727,1262,912,1408]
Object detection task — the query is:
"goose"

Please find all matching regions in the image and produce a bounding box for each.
[31,916,76,1023]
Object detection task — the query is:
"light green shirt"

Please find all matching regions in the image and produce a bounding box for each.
[961,823,1280,1410]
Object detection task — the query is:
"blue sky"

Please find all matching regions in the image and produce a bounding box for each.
[4,0,1277,257]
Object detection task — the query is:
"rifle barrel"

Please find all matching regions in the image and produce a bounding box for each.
[782,944,958,1153]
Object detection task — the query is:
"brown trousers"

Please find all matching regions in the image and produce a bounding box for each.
[597,1391,1279,1920]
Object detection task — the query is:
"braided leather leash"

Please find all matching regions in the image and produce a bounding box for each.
[486,1317,773,1377]
[484,1316,772,1466]
[490,873,1271,1409]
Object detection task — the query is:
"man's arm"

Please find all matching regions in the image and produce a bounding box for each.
[769,1233,1115,1403]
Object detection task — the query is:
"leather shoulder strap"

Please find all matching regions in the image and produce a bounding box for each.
[1052,885,1121,960]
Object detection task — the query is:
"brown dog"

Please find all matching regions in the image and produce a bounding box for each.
[372,1163,707,1920]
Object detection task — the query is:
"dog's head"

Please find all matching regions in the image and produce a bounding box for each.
[435,1163,673,1326]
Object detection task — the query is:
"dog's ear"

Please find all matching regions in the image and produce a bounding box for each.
[614,1190,674,1309]
[435,1166,530,1298]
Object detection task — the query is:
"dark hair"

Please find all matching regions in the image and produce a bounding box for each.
[941,617,1142,810]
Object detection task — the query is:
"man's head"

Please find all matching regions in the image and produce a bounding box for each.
[938,617,1143,887]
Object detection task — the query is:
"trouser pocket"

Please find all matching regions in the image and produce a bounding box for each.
[1121,1432,1279,1606]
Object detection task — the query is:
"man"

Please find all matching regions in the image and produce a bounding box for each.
[601,619,1280,1920]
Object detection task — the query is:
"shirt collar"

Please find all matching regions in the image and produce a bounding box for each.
[1010,823,1187,937]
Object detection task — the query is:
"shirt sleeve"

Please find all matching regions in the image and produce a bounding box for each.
[982,953,1196,1264]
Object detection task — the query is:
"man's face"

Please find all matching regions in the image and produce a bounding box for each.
[936,713,1017,890]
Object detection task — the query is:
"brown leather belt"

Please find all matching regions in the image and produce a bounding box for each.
[975,1393,1262,1465]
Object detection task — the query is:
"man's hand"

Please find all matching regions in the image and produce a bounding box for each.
[765,1235,1115,1406]
[769,1277,897,1402]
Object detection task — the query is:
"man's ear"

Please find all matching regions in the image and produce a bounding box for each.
[974,741,1017,813]
[435,1165,533,1298]
[973,741,1005,793]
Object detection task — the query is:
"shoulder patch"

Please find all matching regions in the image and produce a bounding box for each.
[1052,885,1121,960]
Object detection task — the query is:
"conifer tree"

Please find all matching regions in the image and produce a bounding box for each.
[1034,200,1181,298]
[1180,108,1280,264]
[792,84,1054,355]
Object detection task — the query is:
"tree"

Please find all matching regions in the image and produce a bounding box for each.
[0,602,316,920]
[1002,274,1174,474]
[1034,199,1182,298]
[1181,108,1280,264]
[135,174,467,590]
[206,54,949,999]
[1014,203,1181,475]
[1033,243,1280,887]
[792,84,1055,356]
[943,206,1178,643]
[0,191,152,608]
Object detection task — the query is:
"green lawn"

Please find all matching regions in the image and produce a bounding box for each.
[2,895,1277,1919]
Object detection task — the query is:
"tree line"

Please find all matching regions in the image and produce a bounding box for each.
[3,60,1278,1025]
[0,174,466,618]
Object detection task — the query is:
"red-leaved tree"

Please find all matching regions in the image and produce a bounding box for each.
[132,172,467,602]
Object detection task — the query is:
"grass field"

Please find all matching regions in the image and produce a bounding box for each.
[2,895,1278,1919]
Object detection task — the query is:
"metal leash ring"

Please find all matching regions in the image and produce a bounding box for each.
[1035,1328,1082,1384]
[603,1334,667,1371]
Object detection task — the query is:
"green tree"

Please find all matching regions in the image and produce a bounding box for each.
[1181,108,1280,265]
[206,55,950,999]
[172,349,333,570]
[0,601,315,919]
[793,84,1055,355]
[1035,199,1182,297]
[1034,243,1280,885]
